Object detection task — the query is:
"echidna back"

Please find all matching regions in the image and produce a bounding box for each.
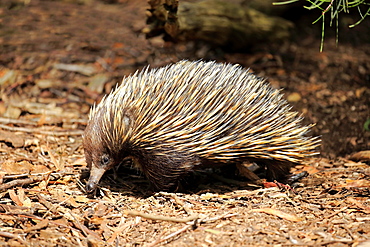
[98,61,319,165]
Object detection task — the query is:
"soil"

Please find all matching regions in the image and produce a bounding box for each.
[0,0,369,246]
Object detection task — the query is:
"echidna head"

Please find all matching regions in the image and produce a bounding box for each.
[83,103,133,193]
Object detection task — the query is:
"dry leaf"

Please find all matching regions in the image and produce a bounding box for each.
[53,63,97,76]
[37,180,48,190]
[0,171,5,184]
[41,145,62,170]
[67,197,80,208]
[22,197,32,208]
[287,92,302,102]
[87,74,110,93]
[9,189,23,206]
[204,229,222,234]
[107,223,129,244]
[74,196,90,203]
[200,193,218,200]
[1,160,32,174]
[71,157,87,167]
[17,188,25,202]
[349,150,370,162]
[334,179,370,189]
[24,219,49,233]
[0,69,18,86]
[301,165,320,174]
[346,197,370,213]
[90,217,105,226]
[251,208,302,222]
[0,130,25,148]
[31,165,50,174]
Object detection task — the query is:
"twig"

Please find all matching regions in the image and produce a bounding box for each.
[126,210,199,223]
[0,123,83,136]
[0,172,61,192]
[146,213,239,246]
[0,211,77,231]
[156,192,193,215]
[37,194,60,216]
[194,213,239,224]
[0,117,87,125]
[107,222,130,244]
[324,207,348,219]
[0,231,27,245]
[0,177,45,192]
[69,211,101,241]
[3,173,39,179]
[317,239,355,245]
[146,224,192,247]
[23,219,49,233]
[69,212,88,237]
[0,117,37,125]
[3,171,64,179]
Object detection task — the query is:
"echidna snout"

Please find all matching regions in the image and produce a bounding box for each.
[85,166,106,193]
[83,60,320,193]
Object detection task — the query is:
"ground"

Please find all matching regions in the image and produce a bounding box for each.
[0,0,369,246]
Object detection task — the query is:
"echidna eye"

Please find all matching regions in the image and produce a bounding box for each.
[101,155,110,166]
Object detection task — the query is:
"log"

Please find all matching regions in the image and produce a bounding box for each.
[146,0,293,50]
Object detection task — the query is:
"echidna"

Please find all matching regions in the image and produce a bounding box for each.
[83,60,319,193]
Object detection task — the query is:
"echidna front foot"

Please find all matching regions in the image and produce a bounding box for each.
[236,160,295,185]
[139,153,199,192]
[236,162,263,184]
[264,160,295,183]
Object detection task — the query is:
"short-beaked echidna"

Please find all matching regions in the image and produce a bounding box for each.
[83,60,320,193]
